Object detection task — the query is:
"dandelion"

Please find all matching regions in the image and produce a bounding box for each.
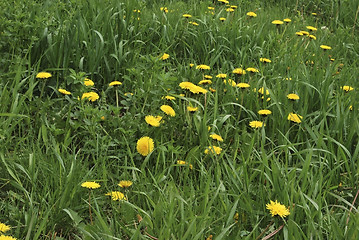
[100,116,105,120]
[308,35,316,40]
[266,200,290,217]
[306,26,317,31]
[187,106,198,112]
[260,58,271,63]
[237,83,250,89]
[272,20,284,25]
[283,18,291,23]
[312,13,317,16]
[230,5,238,9]
[58,88,71,95]
[196,64,211,70]
[204,75,213,79]
[204,146,222,155]
[246,12,257,17]
[218,0,229,3]
[137,136,154,156]
[300,31,309,35]
[105,191,126,201]
[199,80,212,85]
[160,105,176,117]
[0,235,17,240]
[189,63,195,68]
[210,134,224,142]
[177,160,193,169]
[145,115,162,127]
[288,113,303,123]
[285,77,292,81]
[160,53,170,60]
[183,14,192,18]
[249,121,264,128]
[109,81,122,86]
[320,45,332,50]
[258,109,272,116]
[164,95,175,100]
[233,68,246,75]
[81,181,101,189]
[223,79,237,87]
[257,87,270,95]
[160,7,168,13]
[226,8,234,12]
[209,87,216,92]
[287,93,300,100]
[246,67,259,73]
[118,180,133,188]
[341,86,354,92]
[84,78,94,86]
[216,73,227,78]
[295,31,304,36]
[36,72,52,79]
[189,21,199,26]
[0,223,10,233]
[219,17,226,22]
[81,92,99,102]
[124,92,133,96]
[179,82,207,94]
[208,7,215,10]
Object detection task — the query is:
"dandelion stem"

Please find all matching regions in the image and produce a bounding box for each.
[115,89,119,108]
[89,191,93,225]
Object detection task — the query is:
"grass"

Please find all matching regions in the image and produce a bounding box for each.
[1,0,359,239]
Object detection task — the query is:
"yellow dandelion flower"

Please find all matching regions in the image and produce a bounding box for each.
[208,7,215,10]
[0,236,17,240]
[272,20,284,25]
[300,31,310,35]
[249,121,264,128]
[288,113,303,123]
[308,35,316,40]
[246,67,259,73]
[226,8,234,12]
[136,136,154,156]
[198,80,212,85]
[189,63,194,68]
[177,160,193,169]
[341,86,354,92]
[216,73,227,78]
[295,31,304,36]
[58,88,71,95]
[36,72,52,79]
[81,181,101,189]
[183,14,192,18]
[109,81,122,86]
[124,92,133,96]
[160,105,176,117]
[266,200,290,217]
[81,92,99,102]
[160,7,168,13]
[283,18,291,23]
[287,93,300,100]
[160,53,170,60]
[312,13,317,16]
[233,68,246,75]
[260,58,271,63]
[164,95,175,100]
[210,134,224,142]
[209,87,216,92]
[320,45,332,50]
[257,87,270,95]
[84,78,94,86]
[187,106,198,112]
[204,75,213,79]
[306,26,317,31]
[0,223,11,233]
[237,83,250,89]
[145,115,161,127]
[246,12,257,17]
[189,21,199,26]
[258,109,272,116]
[196,64,211,70]
[105,191,126,201]
[230,5,238,9]
[219,17,226,22]
[118,180,133,188]
[204,146,222,155]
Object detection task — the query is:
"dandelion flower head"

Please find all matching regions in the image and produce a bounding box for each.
[109,81,122,86]
[160,53,170,60]
[260,58,271,63]
[247,12,257,17]
[145,115,162,127]
[118,180,133,188]
[266,200,290,217]
[106,191,126,201]
[0,223,10,233]
[341,86,354,92]
[36,72,52,79]
[320,45,332,50]
[196,64,211,70]
[210,134,224,142]
[81,181,101,189]
[81,92,99,102]
[249,121,265,128]
[183,14,192,18]
[204,146,222,155]
[237,83,250,89]
[287,93,300,100]
[272,20,284,25]
[288,113,303,123]
[233,68,246,75]
[136,136,154,156]
[187,106,198,112]
[258,109,272,116]
[0,236,17,240]
[58,88,71,95]
[160,105,176,117]
[84,78,95,86]
[246,67,259,73]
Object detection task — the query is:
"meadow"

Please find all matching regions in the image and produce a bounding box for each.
[1,0,359,239]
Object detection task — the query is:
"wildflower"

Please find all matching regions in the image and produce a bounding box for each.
[0,236,17,240]
[208,7,215,10]
[257,87,270,95]
[187,106,198,112]
[109,81,122,86]
[164,95,175,100]
[246,12,257,17]
[36,72,52,79]
[320,45,332,50]
[349,105,353,111]
[100,116,105,120]
[196,64,211,70]
[204,75,213,79]
[137,136,154,156]
[246,67,259,73]
[81,92,99,102]
[237,83,250,89]
[189,21,199,26]
[124,92,133,96]
[260,58,271,63]
[105,191,126,201]
[308,35,316,40]
[189,63,194,68]
[219,17,226,22]
[287,93,300,100]
[295,31,303,36]
[300,31,309,35]
[312,13,317,16]
[81,181,101,189]
[283,18,291,23]
[266,200,290,217]
[306,26,317,31]
[179,82,207,94]
[216,73,227,78]
[258,109,272,116]
[199,80,212,85]
[177,160,193,169]
[210,134,224,142]
[58,88,71,95]
[209,87,216,92]
[84,78,94,86]
[118,180,133,188]
[223,79,237,87]
[160,105,176,117]
[288,113,303,123]
[285,77,292,81]
[272,20,284,25]
[160,7,168,13]
[233,68,246,75]
[218,0,229,3]
[160,53,170,60]
[145,115,162,127]
[183,14,192,18]
[341,86,354,92]
[0,223,10,233]
[204,146,222,155]
[249,121,264,128]
[226,8,234,12]
[230,5,238,9]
